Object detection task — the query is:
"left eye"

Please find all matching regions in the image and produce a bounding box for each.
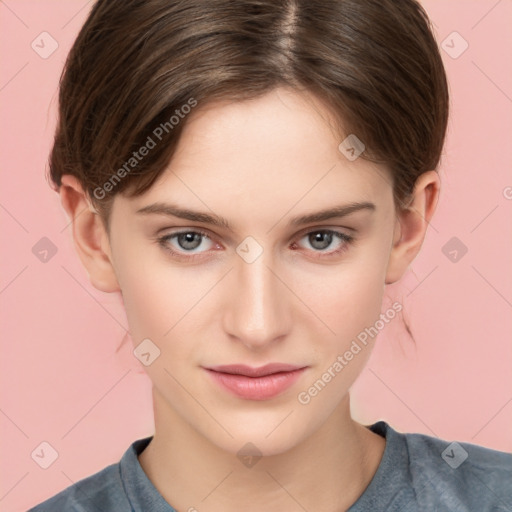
[295,230,353,254]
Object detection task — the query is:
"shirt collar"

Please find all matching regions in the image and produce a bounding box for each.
[119,435,178,512]
[119,421,414,512]
[348,421,416,511]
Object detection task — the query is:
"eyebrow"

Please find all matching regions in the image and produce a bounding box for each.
[136,201,376,229]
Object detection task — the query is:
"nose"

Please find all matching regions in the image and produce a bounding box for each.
[223,247,289,350]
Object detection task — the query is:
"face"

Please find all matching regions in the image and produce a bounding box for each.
[106,87,399,455]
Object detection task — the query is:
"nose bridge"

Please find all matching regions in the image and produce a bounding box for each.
[224,243,287,347]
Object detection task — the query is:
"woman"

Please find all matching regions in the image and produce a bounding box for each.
[29,0,511,510]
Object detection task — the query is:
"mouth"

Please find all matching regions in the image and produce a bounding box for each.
[203,363,308,400]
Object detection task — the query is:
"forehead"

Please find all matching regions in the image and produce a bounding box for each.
[115,87,394,225]
[172,88,342,165]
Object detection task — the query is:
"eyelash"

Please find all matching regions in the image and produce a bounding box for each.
[155,228,355,261]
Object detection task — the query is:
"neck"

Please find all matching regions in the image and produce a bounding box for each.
[138,390,385,512]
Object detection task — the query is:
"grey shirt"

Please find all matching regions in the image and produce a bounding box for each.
[28,421,512,511]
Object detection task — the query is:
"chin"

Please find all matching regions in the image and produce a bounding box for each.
[202,411,318,459]
[213,430,306,460]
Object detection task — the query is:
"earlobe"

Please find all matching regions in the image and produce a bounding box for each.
[385,170,440,285]
[60,175,120,293]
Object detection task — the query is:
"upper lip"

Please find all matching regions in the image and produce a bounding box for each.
[205,363,306,378]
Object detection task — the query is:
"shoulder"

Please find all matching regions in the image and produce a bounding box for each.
[27,461,131,512]
[394,423,512,511]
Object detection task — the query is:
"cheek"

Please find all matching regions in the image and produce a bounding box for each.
[114,248,203,358]
[293,247,388,348]
[291,255,388,412]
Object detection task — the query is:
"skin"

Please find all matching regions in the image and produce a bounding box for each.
[60,87,439,511]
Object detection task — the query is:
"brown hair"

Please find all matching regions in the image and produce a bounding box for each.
[48,0,448,232]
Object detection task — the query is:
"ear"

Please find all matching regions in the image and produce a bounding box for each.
[385,170,440,285]
[60,175,120,293]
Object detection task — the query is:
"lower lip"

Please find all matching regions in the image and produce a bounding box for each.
[205,368,307,400]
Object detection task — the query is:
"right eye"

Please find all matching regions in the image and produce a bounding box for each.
[157,229,217,259]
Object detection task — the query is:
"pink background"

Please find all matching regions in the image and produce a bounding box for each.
[1,1,511,510]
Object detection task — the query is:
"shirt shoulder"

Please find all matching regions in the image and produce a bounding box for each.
[401,425,512,511]
[27,460,131,512]
[351,421,512,512]
[29,435,178,512]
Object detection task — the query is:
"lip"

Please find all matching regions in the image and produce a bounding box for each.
[204,364,307,400]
